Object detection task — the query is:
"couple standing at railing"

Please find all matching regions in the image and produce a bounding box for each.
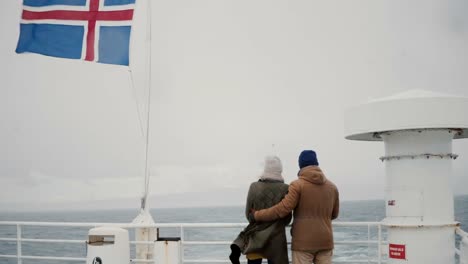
[230,150,340,264]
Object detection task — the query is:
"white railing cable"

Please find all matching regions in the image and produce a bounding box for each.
[21,238,86,243]
[0,238,16,242]
[0,221,381,228]
[457,227,468,238]
[21,255,86,261]
[0,221,250,228]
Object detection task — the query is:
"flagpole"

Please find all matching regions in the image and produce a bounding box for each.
[141,0,153,213]
[132,0,157,261]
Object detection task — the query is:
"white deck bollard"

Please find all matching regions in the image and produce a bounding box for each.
[345,90,468,264]
[154,238,181,264]
[86,227,130,264]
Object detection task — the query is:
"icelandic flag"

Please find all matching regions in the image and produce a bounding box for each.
[16,0,136,66]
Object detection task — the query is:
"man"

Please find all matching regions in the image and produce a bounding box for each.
[251,150,339,264]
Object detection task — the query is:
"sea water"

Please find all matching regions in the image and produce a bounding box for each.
[0,196,467,264]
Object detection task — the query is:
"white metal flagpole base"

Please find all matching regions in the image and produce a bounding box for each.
[132,209,157,261]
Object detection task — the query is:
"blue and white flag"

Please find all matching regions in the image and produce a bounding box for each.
[16,0,136,66]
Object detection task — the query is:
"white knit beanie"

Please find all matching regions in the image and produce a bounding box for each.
[260,155,284,182]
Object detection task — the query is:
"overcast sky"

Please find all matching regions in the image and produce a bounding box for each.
[1,0,468,211]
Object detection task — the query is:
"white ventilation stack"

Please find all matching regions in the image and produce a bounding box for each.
[344,90,468,264]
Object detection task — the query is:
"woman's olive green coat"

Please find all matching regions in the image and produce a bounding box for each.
[232,179,291,264]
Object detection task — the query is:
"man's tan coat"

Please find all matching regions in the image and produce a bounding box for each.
[254,166,339,251]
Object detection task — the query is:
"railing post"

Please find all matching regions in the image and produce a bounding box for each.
[180,225,184,263]
[16,224,22,264]
[377,224,382,264]
[367,224,371,264]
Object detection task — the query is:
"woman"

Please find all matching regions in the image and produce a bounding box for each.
[230,155,291,264]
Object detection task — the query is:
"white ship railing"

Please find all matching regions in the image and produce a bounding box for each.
[0,221,386,264]
[457,227,468,264]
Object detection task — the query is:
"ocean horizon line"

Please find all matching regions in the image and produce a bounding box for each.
[1,194,467,214]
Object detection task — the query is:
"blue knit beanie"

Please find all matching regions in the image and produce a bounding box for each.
[298,150,319,168]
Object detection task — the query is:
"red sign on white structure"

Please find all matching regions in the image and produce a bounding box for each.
[389,244,406,259]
